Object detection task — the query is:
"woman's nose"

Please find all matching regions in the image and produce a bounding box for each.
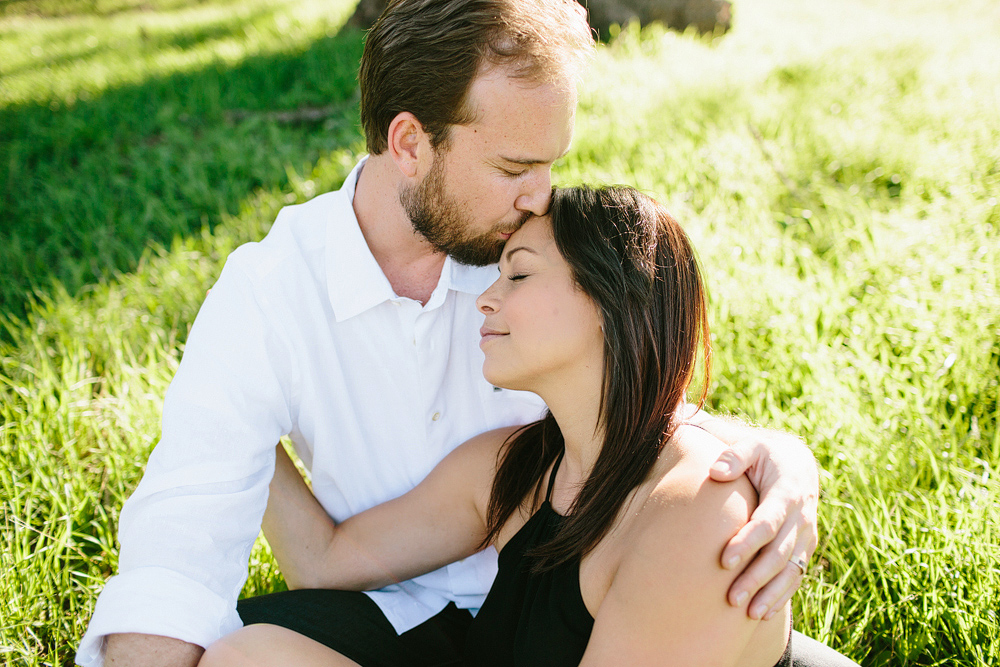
[477,280,501,314]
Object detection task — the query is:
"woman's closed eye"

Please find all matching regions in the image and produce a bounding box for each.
[497,265,530,282]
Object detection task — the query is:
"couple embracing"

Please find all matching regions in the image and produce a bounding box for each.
[79,0,859,665]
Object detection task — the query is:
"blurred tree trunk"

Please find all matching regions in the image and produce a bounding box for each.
[346,0,389,29]
[346,0,732,37]
[586,0,731,38]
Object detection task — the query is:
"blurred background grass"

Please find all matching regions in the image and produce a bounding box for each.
[1,0,998,664]
[0,0,363,324]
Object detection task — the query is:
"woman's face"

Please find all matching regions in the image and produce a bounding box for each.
[476,215,604,394]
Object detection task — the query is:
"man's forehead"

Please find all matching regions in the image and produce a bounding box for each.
[461,78,574,149]
[465,68,577,118]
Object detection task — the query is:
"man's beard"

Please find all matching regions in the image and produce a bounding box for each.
[400,157,525,267]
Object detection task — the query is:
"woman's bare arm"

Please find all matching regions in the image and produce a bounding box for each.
[688,406,818,618]
[261,444,338,589]
[579,427,790,666]
[262,429,512,591]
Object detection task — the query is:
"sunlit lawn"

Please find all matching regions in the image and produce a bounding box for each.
[1,0,998,664]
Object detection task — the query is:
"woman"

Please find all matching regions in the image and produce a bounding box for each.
[202,185,792,666]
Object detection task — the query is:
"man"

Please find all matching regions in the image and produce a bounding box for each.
[78,0,827,665]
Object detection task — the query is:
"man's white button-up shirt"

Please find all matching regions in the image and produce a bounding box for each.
[77,159,547,666]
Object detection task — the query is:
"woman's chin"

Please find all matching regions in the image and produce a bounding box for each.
[482,366,527,394]
[482,371,508,390]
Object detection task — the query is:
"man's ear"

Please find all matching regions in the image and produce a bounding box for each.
[387,112,432,180]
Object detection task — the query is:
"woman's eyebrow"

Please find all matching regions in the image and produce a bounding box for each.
[502,246,538,263]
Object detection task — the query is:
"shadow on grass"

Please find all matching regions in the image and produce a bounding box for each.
[0,25,366,326]
[3,6,289,80]
[0,0,234,20]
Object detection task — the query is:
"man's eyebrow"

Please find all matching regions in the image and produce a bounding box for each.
[498,148,571,166]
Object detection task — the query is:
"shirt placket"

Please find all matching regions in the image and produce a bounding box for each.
[414,305,447,443]
[389,298,438,484]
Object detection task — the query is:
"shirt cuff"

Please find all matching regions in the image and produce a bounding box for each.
[76,567,243,667]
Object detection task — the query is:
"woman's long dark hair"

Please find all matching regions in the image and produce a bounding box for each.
[482,185,712,571]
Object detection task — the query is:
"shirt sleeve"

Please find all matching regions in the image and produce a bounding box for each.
[76,249,296,667]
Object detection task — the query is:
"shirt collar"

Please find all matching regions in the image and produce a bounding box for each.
[325,158,499,321]
[326,157,396,322]
[446,257,498,297]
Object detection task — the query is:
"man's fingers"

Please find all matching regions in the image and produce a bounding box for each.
[751,560,805,621]
[802,516,819,562]
[754,526,814,619]
[725,507,797,608]
[721,504,782,571]
[729,519,814,619]
[709,439,762,482]
[725,536,792,609]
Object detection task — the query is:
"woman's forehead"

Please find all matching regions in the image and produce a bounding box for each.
[511,213,552,241]
[502,215,555,259]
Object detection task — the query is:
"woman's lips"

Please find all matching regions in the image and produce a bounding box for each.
[479,326,507,346]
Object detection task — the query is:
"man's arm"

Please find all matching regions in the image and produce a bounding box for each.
[77,250,295,667]
[687,407,819,621]
[104,634,203,667]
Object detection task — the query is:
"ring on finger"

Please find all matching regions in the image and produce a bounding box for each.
[789,555,808,575]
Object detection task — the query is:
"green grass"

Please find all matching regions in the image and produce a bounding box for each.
[2,0,999,664]
[0,0,364,325]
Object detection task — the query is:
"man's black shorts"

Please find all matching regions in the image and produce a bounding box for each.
[237,589,473,667]
[237,588,862,667]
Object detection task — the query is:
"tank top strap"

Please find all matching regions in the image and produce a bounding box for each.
[545,448,565,503]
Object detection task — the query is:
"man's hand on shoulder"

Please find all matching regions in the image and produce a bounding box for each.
[688,408,819,621]
[105,633,204,667]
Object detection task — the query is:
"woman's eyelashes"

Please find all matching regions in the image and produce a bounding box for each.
[497,269,528,282]
[497,265,529,282]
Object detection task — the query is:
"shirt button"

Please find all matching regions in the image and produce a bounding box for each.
[431,411,441,422]
[392,300,401,307]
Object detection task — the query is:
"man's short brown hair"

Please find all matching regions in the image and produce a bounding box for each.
[359,0,594,155]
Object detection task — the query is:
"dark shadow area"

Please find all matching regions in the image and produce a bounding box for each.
[0,25,367,324]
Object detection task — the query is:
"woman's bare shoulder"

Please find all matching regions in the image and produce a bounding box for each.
[429,424,527,510]
[624,424,757,570]
[580,425,764,663]
[450,424,526,465]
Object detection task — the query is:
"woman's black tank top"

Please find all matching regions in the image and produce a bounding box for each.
[463,448,592,666]
[463,448,794,666]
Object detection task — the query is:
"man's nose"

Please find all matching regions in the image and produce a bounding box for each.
[514,169,552,216]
